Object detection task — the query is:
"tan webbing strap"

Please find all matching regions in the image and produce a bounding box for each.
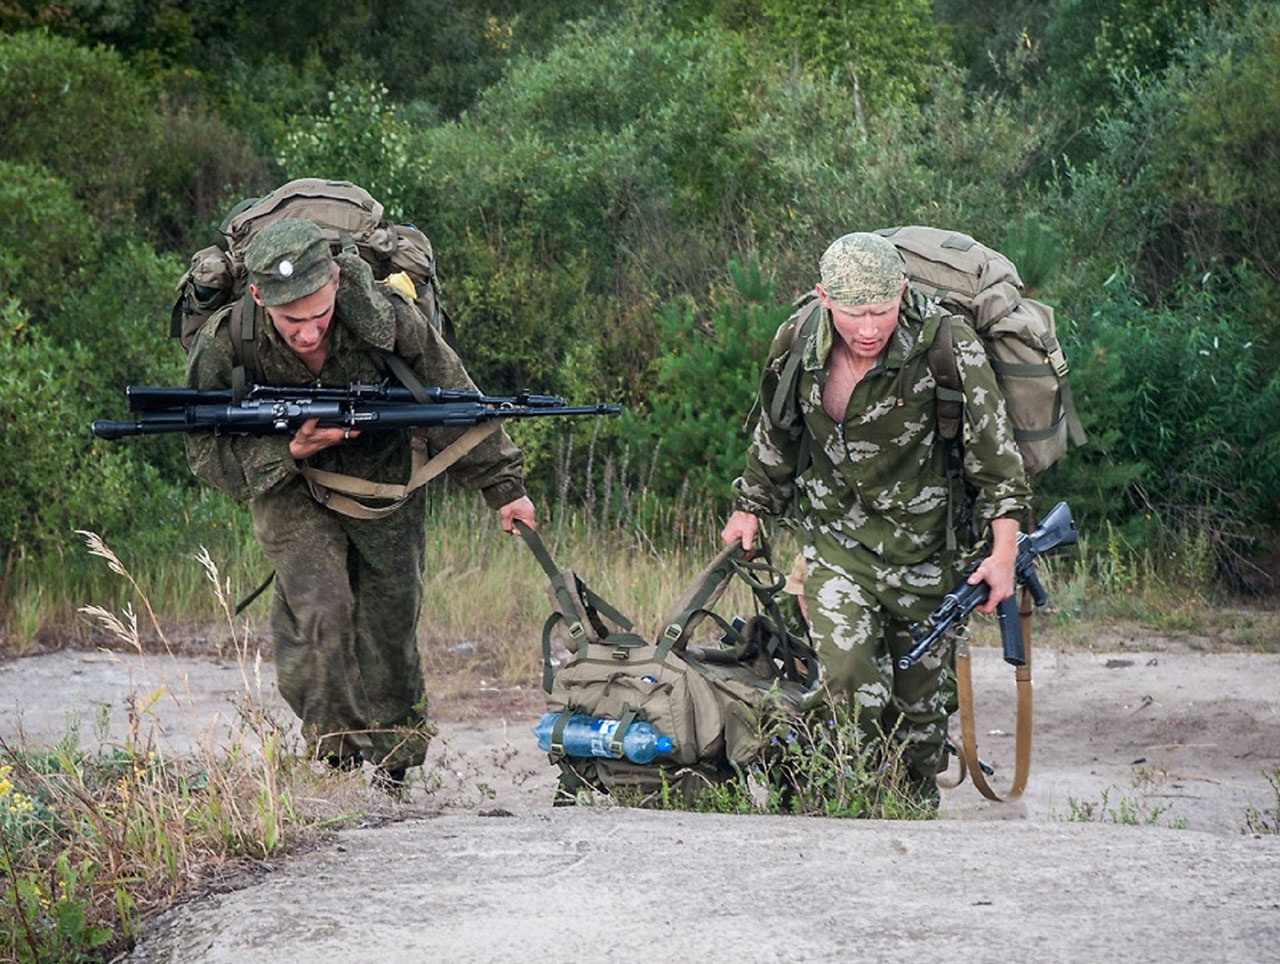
[953,584,1033,802]
[299,421,500,519]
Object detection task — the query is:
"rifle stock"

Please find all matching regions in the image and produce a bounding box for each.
[92,383,621,440]
[897,502,1078,671]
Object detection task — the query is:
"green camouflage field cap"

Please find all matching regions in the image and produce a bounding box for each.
[819,232,906,307]
[245,219,335,306]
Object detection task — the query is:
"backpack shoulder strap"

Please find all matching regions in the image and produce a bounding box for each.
[363,286,445,403]
[768,294,823,430]
[927,314,963,444]
[367,346,432,403]
[763,295,824,488]
[924,314,970,551]
[228,296,266,401]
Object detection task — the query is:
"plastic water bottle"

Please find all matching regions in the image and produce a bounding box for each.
[533,712,674,764]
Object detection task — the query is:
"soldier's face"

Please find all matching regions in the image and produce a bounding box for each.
[819,280,905,361]
[260,275,339,368]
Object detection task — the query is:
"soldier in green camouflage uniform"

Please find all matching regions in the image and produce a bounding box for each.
[723,232,1031,804]
[185,219,535,792]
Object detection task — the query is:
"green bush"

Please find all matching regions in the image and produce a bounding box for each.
[136,95,277,255]
[1049,278,1280,588]
[0,162,99,319]
[0,306,178,575]
[276,80,417,207]
[1049,1,1280,347]
[618,255,790,510]
[0,30,162,226]
[754,0,944,111]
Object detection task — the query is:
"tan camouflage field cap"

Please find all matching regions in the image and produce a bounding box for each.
[819,232,906,307]
[245,219,335,306]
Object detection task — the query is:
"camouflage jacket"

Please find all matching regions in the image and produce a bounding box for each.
[184,257,527,509]
[733,287,1031,565]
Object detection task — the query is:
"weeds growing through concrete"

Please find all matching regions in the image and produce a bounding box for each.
[0,535,358,963]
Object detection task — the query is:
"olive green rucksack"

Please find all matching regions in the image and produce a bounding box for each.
[169,177,454,369]
[778,225,1086,476]
[518,524,819,806]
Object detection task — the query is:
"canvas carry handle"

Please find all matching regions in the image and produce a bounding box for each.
[515,521,649,693]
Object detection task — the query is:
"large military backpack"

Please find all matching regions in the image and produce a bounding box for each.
[781,225,1086,476]
[517,523,819,806]
[172,178,490,526]
[170,177,451,359]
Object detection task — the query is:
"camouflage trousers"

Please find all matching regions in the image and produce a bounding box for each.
[801,536,964,793]
[251,481,433,771]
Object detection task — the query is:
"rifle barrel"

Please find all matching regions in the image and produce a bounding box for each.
[125,383,571,413]
[93,394,622,439]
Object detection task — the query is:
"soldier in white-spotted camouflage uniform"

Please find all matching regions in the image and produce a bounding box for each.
[723,232,1031,806]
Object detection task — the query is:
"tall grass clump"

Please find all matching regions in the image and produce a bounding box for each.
[699,696,941,820]
[563,692,940,821]
[0,533,359,962]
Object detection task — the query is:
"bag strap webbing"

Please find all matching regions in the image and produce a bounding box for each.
[299,332,500,518]
[772,298,823,484]
[228,298,266,402]
[924,315,967,551]
[299,421,500,520]
[952,583,1033,802]
[658,542,745,655]
[515,521,648,692]
[612,705,639,760]
[657,537,789,652]
[373,348,433,403]
[927,315,964,443]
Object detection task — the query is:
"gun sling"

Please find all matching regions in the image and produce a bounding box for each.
[298,420,500,520]
[950,584,1034,802]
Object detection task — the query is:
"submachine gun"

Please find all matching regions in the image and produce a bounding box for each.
[899,500,1077,804]
[92,383,621,440]
[898,500,1078,671]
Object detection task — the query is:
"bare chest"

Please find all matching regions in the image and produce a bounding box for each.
[821,347,875,421]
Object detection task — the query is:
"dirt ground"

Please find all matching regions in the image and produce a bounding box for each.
[2,632,1278,962]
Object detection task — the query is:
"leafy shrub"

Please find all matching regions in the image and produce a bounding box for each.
[0,307,178,578]
[753,0,944,111]
[1049,278,1280,589]
[276,81,417,208]
[0,162,99,319]
[617,255,790,511]
[1049,1,1280,344]
[136,96,277,255]
[0,30,161,226]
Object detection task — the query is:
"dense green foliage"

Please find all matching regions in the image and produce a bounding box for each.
[2,0,1279,609]
[620,256,790,505]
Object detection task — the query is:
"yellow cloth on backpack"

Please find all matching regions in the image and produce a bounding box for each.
[380,271,418,301]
